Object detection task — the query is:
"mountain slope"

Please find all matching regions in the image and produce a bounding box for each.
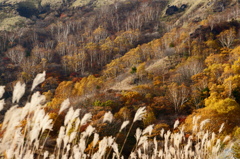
[0,0,240,158]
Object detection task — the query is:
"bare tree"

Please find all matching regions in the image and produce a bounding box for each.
[21,57,38,76]
[217,28,236,48]
[167,83,189,113]
[0,32,8,52]
[6,45,26,64]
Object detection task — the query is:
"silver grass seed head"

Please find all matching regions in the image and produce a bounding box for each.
[223,135,231,143]
[135,128,142,141]
[112,142,120,157]
[130,152,137,159]
[40,113,53,133]
[93,133,99,148]
[173,120,180,129]
[200,119,210,130]
[138,136,148,146]
[98,137,108,157]
[31,71,46,91]
[119,120,129,132]
[0,86,5,99]
[29,92,46,110]
[12,81,26,103]
[103,111,113,123]
[85,125,95,137]
[137,149,142,158]
[80,113,92,126]
[142,124,154,136]
[59,98,70,114]
[64,107,74,126]
[0,99,5,112]
[71,108,81,121]
[219,123,225,134]
[107,136,115,147]
[43,151,49,159]
[133,107,146,122]
[73,145,81,159]
[49,154,55,159]
[63,135,69,149]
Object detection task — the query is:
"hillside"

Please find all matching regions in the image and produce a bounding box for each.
[0,0,240,158]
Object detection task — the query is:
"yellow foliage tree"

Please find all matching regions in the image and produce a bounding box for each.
[48,81,74,109]
[73,75,103,96]
[143,106,156,126]
[92,26,108,42]
[62,52,86,74]
[136,62,147,81]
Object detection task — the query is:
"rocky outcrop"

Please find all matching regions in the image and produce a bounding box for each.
[166,4,187,16]
[166,5,178,15]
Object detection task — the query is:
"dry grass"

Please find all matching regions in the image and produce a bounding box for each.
[0,72,234,159]
[0,16,26,31]
[72,0,127,8]
[41,0,62,8]
[71,0,92,8]
[110,75,135,91]
[145,57,170,73]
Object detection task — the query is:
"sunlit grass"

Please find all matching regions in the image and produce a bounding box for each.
[0,72,234,158]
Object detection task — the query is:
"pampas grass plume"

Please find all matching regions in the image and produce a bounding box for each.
[119,120,129,132]
[160,128,165,138]
[133,107,146,122]
[93,133,99,148]
[64,107,74,126]
[29,92,46,111]
[0,74,234,159]
[85,125,95,137]
[142,124,154,136]
[12,81,26,103]
[112,142,120,158]
[43,151,49,159]
[72,108,81,120]
[69,131,77,143]
[223,135,231,143]
[200,119,210,130]
[138,136,147,146]
[0,99,5,111]
[80,113,92,126]
[73,145,81,159]
[31,71,46,91]
[98,137,108,157]
[63,135,69,149]
[59,98,70,114]
[219,123,225,133]
[173,120,179,129]
[107,136,115,147]
[56,126,65,148]
[103,111,113,123]
[211,132,216,141]
[130,152,137,159]
[135,128,142,141]
[0,86,5,98]
[40,114,53,133]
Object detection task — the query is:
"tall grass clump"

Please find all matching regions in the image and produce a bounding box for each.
[0,72,234,158]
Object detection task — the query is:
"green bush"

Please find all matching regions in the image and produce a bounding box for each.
[130,66,137,74]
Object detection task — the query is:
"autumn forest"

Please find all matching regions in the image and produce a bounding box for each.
[0,0,240,158]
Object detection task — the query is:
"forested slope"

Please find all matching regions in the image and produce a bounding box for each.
[0,0,240,158]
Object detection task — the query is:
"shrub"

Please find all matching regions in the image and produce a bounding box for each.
[130,66,137,74]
